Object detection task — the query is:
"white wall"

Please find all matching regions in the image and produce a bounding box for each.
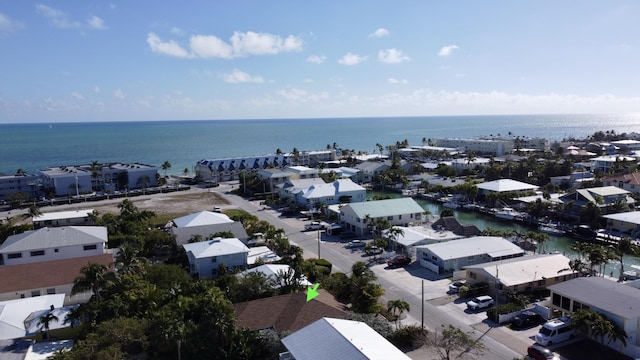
[2,243,105,266]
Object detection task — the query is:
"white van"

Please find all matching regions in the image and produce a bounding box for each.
[535,317,574,346]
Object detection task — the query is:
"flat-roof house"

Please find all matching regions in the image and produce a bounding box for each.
[183,238,249,278]
[462,254,576,295]
[476,179,539,196]
[0,253,113,302]
[339,198,427,236]
[603,211,640,238]
[285,166,318,180]
[169,211,248,245]
[0,226,108,266]
[32,209,95,229]
[547,277,640,358]
[590,155,636,173]
[415,236,525,274]
[280,317,411,360]
[386,225,463,257]
[0,294,65,340]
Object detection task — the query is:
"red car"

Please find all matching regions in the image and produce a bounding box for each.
[387,255,411,268]
[527,345,559,360]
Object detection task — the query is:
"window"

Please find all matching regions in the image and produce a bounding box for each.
[211,256,217,263]
[83,245,97,251]
[54,248,59,253]
[552,293,561,307]
[30,250,45,257]
[31,290,41,297]
[46,288,56,295]
[7,253,22,259]
[398,215,402,220]
[387,216,393,221]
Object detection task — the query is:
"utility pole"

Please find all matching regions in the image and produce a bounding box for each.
[421,280,424,329]
[317,229,321,259]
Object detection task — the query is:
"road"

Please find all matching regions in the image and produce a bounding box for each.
[218,184,525,360]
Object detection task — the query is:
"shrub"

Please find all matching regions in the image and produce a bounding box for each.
[487,302,522,322]
[387,325,428,350]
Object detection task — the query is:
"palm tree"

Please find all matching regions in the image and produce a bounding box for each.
[162,160,172,177]
[614,237,637,282]
[386,226,405,253]
[24,204,42,220]
[114,244,146,275]
[38,311,59,340]
[183,168,189,177]
[72,262,110,301]
[387,299,410,329]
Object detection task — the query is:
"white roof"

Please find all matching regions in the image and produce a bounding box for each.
[603,211,640,226]
[0,295,65,340]
[240,264,312,287]
[416,236,523,260]
[282,317,411,360]
[391,226,461,247]
[172,211,233,227]
[0,226,107,254]
[24,305,79,336]
[464,254,574,287]
[302,179,365,200]
[247,246,281,265]
[33,209,94,222]
[476,179,539,192]
[345,198,425,219]
[182,238,249,258]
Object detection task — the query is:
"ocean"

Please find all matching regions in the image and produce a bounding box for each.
[2,113,640,175]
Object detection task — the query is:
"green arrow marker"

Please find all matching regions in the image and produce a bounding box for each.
[306,283,320,302]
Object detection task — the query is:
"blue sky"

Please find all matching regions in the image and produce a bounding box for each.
[1,1,639,123]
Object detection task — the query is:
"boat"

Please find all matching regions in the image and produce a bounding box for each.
[494,207,521,220]
[538,223,566,236]
[442,201,460,210]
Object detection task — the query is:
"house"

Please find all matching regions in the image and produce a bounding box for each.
[354,161,390,184]
[32,209,95,229]
[611,139,640,153]
[247,246,281,265]
[386,225,463,257]
[0,253,113,302]
[285,166,319,180]
[550,171,594,189]
[0,226,108,266]
[475,179,539,196]
[299,178,366,210]
[605,172,640,194]
[462,254,576,295]
[38,166,92,197]
[277,178,326,204]
[415,236,524,274]
[280,317,411,360]
[547,277,640,358]
[431,216,482,237]
[257,168,292,192]
[559,186,635,218]
[450,157,491,174]
[339,198,427,236]
[0,294,65,340]
[195,155,290,182]
[590,155,636,174]
[239,264,312,288]
[169,211,248,245]
[233,290,347,333]
[602,211,640,239]
[182,238,250,278]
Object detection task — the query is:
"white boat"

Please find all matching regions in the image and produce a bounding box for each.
[442,201,460,210]
[538,223,566,236]
[494,207,521,220]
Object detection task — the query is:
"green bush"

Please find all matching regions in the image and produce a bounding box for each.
[487,303,523,322]
[460,282,489,298]
[387,325,428,349]
[312,258,333,272]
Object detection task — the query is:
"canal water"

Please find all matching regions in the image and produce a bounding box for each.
[370,192,640,278]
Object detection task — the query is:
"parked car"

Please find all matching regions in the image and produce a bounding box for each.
[339,231,357,239]
[535,317,574,346]
[348,240,366,248]
[387,255,411,268]
[366,246,383,255]
[511,311,545,330]
[526,345,560,360]
[212,206,222,213]
[466,295,494,310]
[304,221,325,231]
[448,280,466,293]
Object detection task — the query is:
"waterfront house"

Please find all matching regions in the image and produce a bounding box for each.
[559,186,635,218]
[354,161,390,184]
[602,211,640,238]
[550,171,594,189]
[280,317,411,360]
[604,172,640,194]
[0,253,113,302]
[339,198,426,236]
[0,226,108,266]
[182,238,249,278]
[432,137,514,156]
[590,155,636,174]
[415,236,524,274]
[386,225,463,257]
[476,179,539,196]
[462,254,576,295]
[32,209,94,229]
[611,139,640,153]
[300,178,366,210]
[169,210,248,245]
[547,277,640,358]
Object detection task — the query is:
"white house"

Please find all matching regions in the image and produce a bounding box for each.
[239,264,312,288]
[0,226,108,266]
[590,155,636,174]
[169,211,248,245]
[183,238,249,278]
[415,236,524,274]
[0,294,65,340]
[339,198,427,236]
[32,209,95,229]
[280,317,411,360]
[300,178,366,209]
[386,225,463,257]
[476,179,539,195]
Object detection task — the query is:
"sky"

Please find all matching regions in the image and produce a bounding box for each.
[1,1,640,123]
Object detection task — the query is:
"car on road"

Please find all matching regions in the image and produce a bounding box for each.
[348,240,366,248]
[365,245,383,255]
[304,221,325,231]
[448,280,466,293]
[511,311,545,330]
[387,255,411,268]
[466,295,494,310]
[526,345,560,360]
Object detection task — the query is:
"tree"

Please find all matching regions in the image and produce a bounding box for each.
[24,204,42,220]
[349,262,384,313]
[72,263,110,301]
[428,324,484,360]
[161,161,172,177]
[614,237,637,282]
[387,299,410,329]
[38,311,59,340]
[183,168,189,177]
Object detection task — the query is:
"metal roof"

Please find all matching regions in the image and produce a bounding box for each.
[415,236,523,260]
[344,198,425,218]
[0,226,107,253]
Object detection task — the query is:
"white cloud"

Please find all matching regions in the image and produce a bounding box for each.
[369,28,389,38]
[170,27,185,36]
[148,31,303,59]
[378,48,410,63]
[388,78,408,84]
[93,86,100,93]
[114,89,125,99]
[438,45,459,57]
[277,88,329,103]
[306,55,326,64]
[338,52,367,66]
[0,12,25,33]
[147,32,191,58]
[222,69,265,84]
[36,4,107,30]
[71,91,84,100]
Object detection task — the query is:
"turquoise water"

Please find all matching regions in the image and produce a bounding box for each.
[2,114,640,175]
